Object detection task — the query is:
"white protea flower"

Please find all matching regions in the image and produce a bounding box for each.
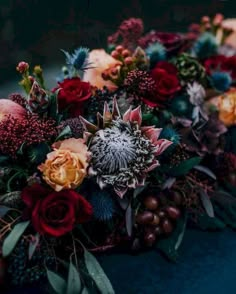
[187,82,206,106]
[80,99,172,198]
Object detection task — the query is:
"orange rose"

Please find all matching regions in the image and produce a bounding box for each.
[82,49,121,91]
[38,138,90,191]
[218,88,236,126]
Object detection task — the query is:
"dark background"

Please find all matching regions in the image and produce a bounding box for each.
[0,0,235,84]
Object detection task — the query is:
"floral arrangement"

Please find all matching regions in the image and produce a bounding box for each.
[1,14,236,293]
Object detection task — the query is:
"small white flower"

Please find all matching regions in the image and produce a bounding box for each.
[187,82,206,106]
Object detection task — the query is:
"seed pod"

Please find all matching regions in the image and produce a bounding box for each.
[157,210,166,219]
[162,218,174,234]
[150,214,160,226]
[143,196,159,211]
[136,211,154,225]
[166,206,181,220]
[144,232,156,247]
[169,190,182,205]
[154,226,163,236]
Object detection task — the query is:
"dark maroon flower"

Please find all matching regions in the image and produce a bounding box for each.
[22,184,93,237]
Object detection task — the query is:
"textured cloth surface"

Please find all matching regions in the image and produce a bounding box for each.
[5,229,236,294]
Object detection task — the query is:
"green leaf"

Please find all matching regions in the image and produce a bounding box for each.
[125,204,133,237]
[199,189,214,218]
[56,126,72,142]
[47,269,67,294]
[66,260,81,294]
[2,221,30,257]
[196,214,225,230]
[81,287,89,294]
[168,157,202,177]
[156,214,187,262]
[193,165,216,180]
[133,183,148,198]
[0,155,9,164]
[28,233,40,260]
[48,92,59,121]
[84,249,115,294]
[0,205,11,217]
[28,143,51,164]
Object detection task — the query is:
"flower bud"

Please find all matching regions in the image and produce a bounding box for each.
[124,56,133,65]
[16,61,29,74]
[116,45,124,53]
[111,50,120,59]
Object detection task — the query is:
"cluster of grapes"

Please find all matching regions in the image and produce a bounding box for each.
[135,191,182,247]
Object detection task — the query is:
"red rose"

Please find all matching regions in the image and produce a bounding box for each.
[22,184,93,237]
[144,62,180,107]
[54,77,91,116]
[204,55,236,80]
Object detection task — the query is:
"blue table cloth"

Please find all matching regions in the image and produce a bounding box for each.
[5,229,236,294]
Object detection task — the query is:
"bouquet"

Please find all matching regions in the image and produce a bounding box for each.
[1,14,236,293]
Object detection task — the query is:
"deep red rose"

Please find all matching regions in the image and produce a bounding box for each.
[53,77,91,116]
[144,62,180,107]
[22,184,93,237]
[204,55,236,80]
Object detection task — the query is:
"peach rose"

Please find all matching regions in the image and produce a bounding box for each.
[38,138,90,191]
[82,49,121,91]
[218,88,236,126]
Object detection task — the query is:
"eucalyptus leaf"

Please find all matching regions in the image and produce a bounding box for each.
[48,92,59,121]
[0,155,9,164]
[28,143,50,164]
[194,165,216,180]
[81,287,89,294]
[162,177,176,190]
[125,204,133,237]
[47,269,67,294]
[156,214,187,262]
[0,205,11,217]
[56,126,72,142]
[3,221,30,257]
[28,233,40,260]
[199,189,214,218]
[168,157,202,177]
[66,260,81,294]
[84,249,115,294]
[133,183,148,198]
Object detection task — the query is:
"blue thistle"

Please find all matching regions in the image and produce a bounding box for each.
[192,32,218,59]
[170,95,192,117]
[210,71,232,92]
[89,189,116,222]
[61,47,91,71]
[145,42,166,68]
[160,127,181,149]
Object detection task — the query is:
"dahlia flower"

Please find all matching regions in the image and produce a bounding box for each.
[80,99,172,197]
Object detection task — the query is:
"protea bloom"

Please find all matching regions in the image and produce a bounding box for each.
[80,99,172,197]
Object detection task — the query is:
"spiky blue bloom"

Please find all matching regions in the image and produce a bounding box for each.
[170,95,192,117]
[145,42,166,67]
[159,127,181,149]
[192,32,218,59]
[211,71,232,92]
[61,47,90,71]
[89,189,116,222]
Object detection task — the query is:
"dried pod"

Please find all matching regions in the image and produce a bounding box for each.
[144,232,156,247]
[166,206,181,220]
[162,218,174,234]
[136,211,154,225]
[143,196,159,211]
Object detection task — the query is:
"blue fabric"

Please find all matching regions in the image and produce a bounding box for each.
[5,229,236,293]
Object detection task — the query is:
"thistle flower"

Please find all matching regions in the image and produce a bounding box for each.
[145,42,166,68]
[192,32,218,59]
[80,99,172,197]
[62,47,90,71]
[159,127,180,149]
[210,71,232,92]
[170,95,192,116]
[89,189,116,221]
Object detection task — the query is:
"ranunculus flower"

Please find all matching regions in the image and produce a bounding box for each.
[218,88,236,126]
[53,77,91,116]
[82,49,122,91]
[38,138,90,191]
[145,62,180,107]
[22,184,92,237]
